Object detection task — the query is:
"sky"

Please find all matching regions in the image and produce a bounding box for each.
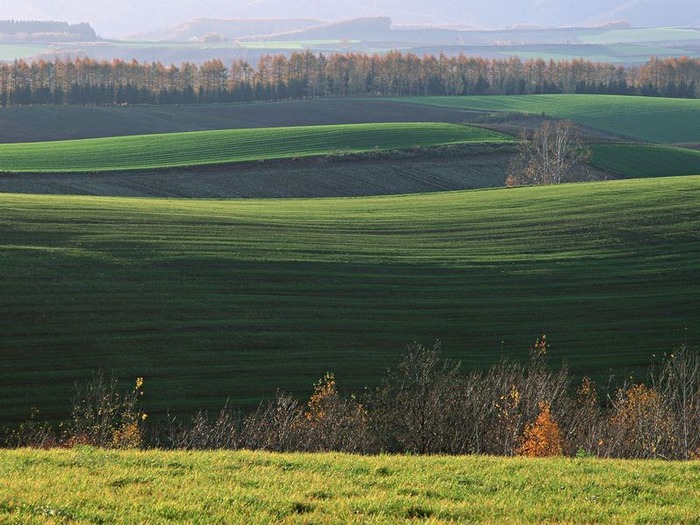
[0,0,697,38]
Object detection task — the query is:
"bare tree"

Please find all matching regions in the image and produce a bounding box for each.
[367,340,463,454]
[506,120,592,186]
[652,345,700,459]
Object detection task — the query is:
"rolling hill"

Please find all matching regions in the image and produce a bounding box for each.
[0,123,509,173]
[400,95,700,144]
[1,176,698,423]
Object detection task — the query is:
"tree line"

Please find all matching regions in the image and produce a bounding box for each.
[0,20,97,42]
[1,53,698,107]
[7,338,700,461]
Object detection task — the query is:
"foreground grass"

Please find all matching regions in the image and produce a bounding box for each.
[1,449,699,524]
[0,122,508,173]
[1,176,698,423]
[399,94,700,143]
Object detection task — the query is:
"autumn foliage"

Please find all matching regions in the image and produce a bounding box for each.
[5,340,700,461]
[517,401,564,457]
[1,54,697,107]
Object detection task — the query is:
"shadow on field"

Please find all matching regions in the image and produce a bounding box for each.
[0,152,512,198]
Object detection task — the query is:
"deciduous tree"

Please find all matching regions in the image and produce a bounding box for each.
[506,120,592,186]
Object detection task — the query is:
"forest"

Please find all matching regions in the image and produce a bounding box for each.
[1,52,698,106]
[0,20,97,42]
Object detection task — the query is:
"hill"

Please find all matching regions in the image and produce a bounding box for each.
[2,449,700,523]
[0,100,478,144]
[591,144,700,178]
[136,18,323,42]
[8,0,699,37]
[1,176,698,423]
[0,20,98,42]
[0,123,509,173]
[0,151,513,198]
[400,95,700,143]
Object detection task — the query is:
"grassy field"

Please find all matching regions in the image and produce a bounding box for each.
[591,144,700,178]
[1,176,698,423]
[399,95,700,144]
[1,448,700,524]
[579,27,700,45]
[0,44,52,60]
[0,122,508,173]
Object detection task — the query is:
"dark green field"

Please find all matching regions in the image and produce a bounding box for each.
[0,151,512,198]
[400,95,700,143]
[591,144,700,178]
[1,176,698,423]
[0,99,476,143]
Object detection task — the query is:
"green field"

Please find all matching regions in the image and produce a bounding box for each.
[399,95,700,143]
[0,44,52,60]
[579,27,700,45]
[0,122,508,173]
[591,144,700,178]
[1,176,698,423]
[2,449,699,523]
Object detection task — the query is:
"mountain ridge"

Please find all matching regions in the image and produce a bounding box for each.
[0,0,696,38]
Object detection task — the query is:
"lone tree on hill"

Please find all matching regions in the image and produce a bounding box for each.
[506,120,592,186]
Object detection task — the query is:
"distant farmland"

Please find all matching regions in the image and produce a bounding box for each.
[1,176,698,423]
[591,144,700,178]
[0,123,510,173]
[0,99,482,143]
[399,95,700,143]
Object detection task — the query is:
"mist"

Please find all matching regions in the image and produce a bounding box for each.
[0,0,697,38]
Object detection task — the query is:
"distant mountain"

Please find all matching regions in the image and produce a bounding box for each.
[136,18,324,42]
[249,17,394,42]
[0,0,697,38]
[0,20,98,42]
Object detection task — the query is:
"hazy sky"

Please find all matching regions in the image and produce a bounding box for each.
[1,0,697,37]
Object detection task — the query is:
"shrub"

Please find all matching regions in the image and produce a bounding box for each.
[165,406,240,450]
[3,407,57,449]
[566,376,605,456]
[653,345,700,459]
[517,401,564,457]
[606,383,674,459]
[66,371,146,449]
[240,391,304,452]
[368,340,463,454]
[300,373,372,453]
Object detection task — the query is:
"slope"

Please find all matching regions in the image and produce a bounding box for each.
[1,176,698,423]
[400,95,700,144]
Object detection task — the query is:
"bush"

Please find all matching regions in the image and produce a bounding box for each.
[6,339,699,460]
[3,407,57,449]
[66,371,146,449]
[606,383,674,459]
[299,373,373,453]
[517,401,564,457]
[165,406,240,450]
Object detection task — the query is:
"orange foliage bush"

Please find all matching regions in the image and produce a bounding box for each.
[608,383,673,458]
[517,401,564,457]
